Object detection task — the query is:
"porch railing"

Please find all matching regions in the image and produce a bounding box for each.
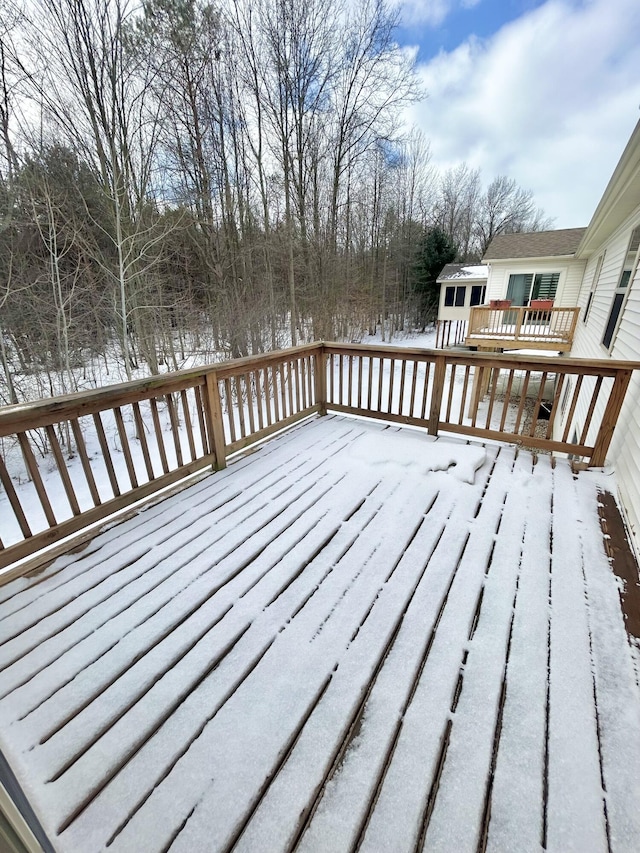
[1,342,637,574]
[466,306,581,351]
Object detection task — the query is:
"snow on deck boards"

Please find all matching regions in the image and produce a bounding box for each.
[0,415,639,853]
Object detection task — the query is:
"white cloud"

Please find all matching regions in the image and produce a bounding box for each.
[399,0,454,27]
[406,0,640,226]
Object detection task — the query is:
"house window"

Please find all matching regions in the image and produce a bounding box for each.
[506,273,560,305]
[584,253,605,323]
[470,285,486,306]
[444,285,466,307]
[602,268,631,349]
[531,273,560,300]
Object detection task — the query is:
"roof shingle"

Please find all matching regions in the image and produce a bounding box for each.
[483,228,587,260]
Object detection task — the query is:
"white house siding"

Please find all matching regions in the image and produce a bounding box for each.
[485,259,586,305]
[560,219,640,549]
[437,279,487,321]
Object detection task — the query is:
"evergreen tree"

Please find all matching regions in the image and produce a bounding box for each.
[412,226,457,329]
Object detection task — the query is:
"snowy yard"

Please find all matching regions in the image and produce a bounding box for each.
[0,415,639,852]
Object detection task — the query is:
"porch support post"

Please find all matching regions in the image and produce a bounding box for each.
[428,355,446,435]
[204,371,227,470]
[590,369,632,467]
[315,346,327,416]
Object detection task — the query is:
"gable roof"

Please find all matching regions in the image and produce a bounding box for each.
[437,263,488,282]
[483,227,587,261]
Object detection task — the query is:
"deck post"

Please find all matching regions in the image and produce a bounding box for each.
[204,371,227,470]
[315,347,327,416]
[590,369,632,467]
[428,355,446,435]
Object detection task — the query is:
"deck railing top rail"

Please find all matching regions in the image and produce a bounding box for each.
[1,341,638,578]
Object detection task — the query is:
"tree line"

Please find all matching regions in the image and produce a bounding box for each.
[0,0,551,404]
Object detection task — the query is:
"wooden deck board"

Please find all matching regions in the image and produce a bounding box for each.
[0,416,639,853]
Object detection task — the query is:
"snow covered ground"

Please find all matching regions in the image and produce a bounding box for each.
[0,415,639,852]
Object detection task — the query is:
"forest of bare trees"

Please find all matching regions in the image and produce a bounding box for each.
[0,0,552,404]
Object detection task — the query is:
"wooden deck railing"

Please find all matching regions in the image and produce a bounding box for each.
[0,344,322,571]
[1,342,637,572]
[465,306,581,351]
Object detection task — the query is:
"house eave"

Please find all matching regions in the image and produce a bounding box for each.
[577,118,640,257]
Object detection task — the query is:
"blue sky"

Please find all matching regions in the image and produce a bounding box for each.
[394,0,640,227]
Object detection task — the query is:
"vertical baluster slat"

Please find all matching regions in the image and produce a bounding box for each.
[513,372,531,434]
[234,376,247,438]
[180,390,197,462]
[45,425,81,516]
[329,354,335,405]
[287,361,295,415]
[377,358,384,410]
[193,386,210,456]
[279,363,287,419]
[0,454,32,538]
[255,370,265,431]
[300,358,308,410]
[114,407,139,488]
[367,357,373,410]
[263,367,273,426]
[409,361,419,418]
[245,373,256,436]
[420,362,431,420]
[459,365,471,425]
[545,374,565,440]
[308,355,314,405]
[224,379,237,443]
[92,413,120,497]
[132,402,155,480]
[561,375,583,443]
[165,395,184,468]
[71,419,101,506]
[485,368,500,430]
[579,375,604,445]
[17,432,57,527]
[498,370,515,432]
[150,398,170,474]
[445,365,456,423]
[528,372,548,437]
[387,358,395,413]
[398,360,407,416]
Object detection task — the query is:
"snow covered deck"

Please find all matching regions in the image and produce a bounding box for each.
[1,415,639,853]
[465,306,581,352]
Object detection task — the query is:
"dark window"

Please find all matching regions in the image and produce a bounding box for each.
[444,286,455,307]
[470,285,486,306]
[583,291,594,322]
[602,270,630,349]
[584,253,605,323]
[455,286,466,307]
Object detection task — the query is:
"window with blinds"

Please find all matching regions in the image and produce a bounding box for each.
[506,272,560,304]
[531,272,560,300]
